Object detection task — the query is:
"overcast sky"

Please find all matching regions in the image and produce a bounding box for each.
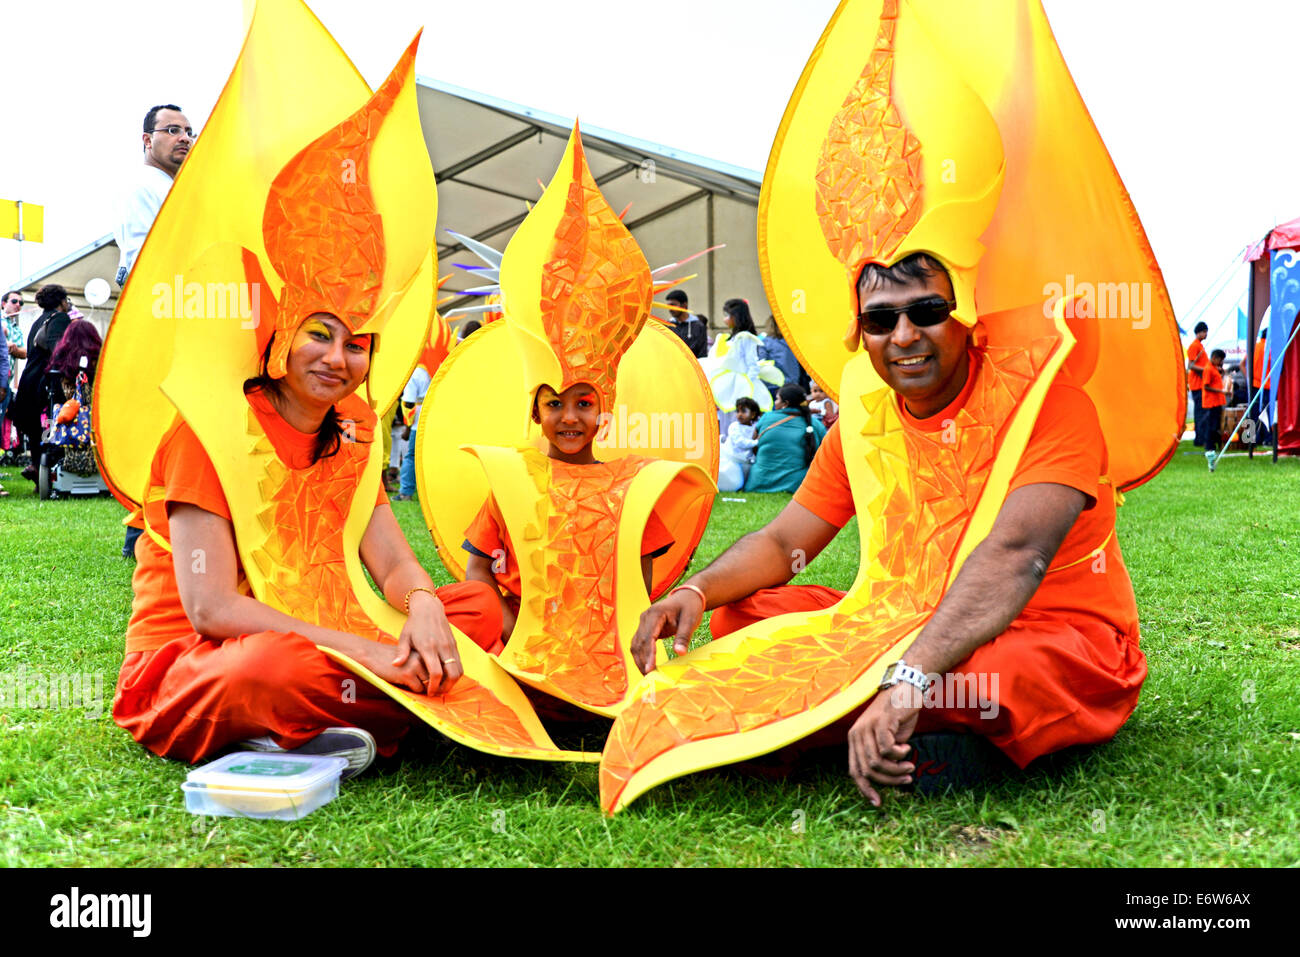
[5,0,1299,339]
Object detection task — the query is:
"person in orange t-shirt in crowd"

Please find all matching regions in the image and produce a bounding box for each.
[631,254,1147,806]
[1186,321,1209,447]
[1251,328,1272,446]
[1201,348,1230,450]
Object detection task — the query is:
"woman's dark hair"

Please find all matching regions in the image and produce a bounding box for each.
[242,335,370,464]
[766,315,785,339]
[47,319,103,384]
[776,383,817,466]
[722,298,758,336]
[734,396,761,418]
[459,319,482,340]
[35,284,69,311]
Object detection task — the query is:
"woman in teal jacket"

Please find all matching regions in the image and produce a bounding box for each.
[744,384,826,493]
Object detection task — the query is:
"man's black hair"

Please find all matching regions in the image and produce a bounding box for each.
[143,104,183,134]
[1211,348,1226,361]
[857,252,948,292]
[665,289,688,305]
[1193,321,1209,334]
[1259,327,1268,339]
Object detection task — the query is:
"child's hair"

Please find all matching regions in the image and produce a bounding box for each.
[776,383,817,466]
[722,299,758,336]
[734,396,761,419]
[1211,348,1226,361]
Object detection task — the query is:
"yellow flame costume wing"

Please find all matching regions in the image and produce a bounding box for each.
[600,0,1171,814]
[759,0,1183,490]
[418,127,718,716]
[98,0,588,764]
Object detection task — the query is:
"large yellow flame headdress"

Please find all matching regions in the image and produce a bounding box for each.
[497,124,654,414]
[813,0,1004,346]
[256,35,431,379]
[759,0,1184,491]
[95,13,438,512]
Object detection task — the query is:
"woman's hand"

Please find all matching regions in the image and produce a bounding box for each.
[392,591,463,695]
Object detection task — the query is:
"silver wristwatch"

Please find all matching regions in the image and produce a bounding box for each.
[879,660,931,694]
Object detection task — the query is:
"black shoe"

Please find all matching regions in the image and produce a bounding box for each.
[237,727,377,780]
[907,732,1013,796]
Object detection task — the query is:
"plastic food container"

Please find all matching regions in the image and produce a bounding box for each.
[182,752,348,820]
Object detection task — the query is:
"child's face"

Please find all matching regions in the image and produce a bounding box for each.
[535,383,601,463]
[809,384,826,402]
[736,406,757,425]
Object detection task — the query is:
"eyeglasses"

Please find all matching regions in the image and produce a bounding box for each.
[5,298,21,306]
[148,125,195,138]
[857,297,956,337]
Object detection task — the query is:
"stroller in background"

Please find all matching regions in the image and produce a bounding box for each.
[39,359,109,500]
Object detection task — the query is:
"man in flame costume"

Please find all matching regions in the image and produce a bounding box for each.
[608,0,1184,813]
[98,1,620,767]
[416,125,719,718]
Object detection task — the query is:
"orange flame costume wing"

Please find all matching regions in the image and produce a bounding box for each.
[599,0,1174,814]
[418,126,718,716]
[98,0,590,764]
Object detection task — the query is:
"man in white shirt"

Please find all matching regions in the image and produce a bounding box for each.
[114,104,193,285]
[116,105,192,556]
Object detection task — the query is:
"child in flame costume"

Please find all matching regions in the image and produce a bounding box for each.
[602,0,1185,814]
[102,2,592,768]
[418,126,718,718]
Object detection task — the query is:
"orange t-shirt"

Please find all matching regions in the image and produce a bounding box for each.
[793,356,1137,636]
[464,492,675,598]
[1187,339,1207,391]
[1201,363,1226,409]
[1253,338,1270,389]
[124,390,388,653]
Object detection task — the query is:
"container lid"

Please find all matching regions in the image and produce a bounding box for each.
[184,752,348,794]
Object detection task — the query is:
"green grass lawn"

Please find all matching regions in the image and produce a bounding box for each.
[1,445,1297,866]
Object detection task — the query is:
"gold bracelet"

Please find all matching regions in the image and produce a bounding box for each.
[670,583,707,609]
[403,585,437,615]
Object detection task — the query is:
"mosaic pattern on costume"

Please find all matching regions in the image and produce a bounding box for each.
[600,339,1057,811]
[538,138,653,412]
[509,449,646,708]
[813,0,923,276]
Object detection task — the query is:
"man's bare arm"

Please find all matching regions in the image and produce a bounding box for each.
[631,500,841,672]
[901,482,1085,676]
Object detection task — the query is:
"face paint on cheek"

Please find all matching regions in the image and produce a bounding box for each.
[291,318,332,354]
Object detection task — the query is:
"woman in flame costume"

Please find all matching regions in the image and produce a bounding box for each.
[100,2,592,767]
[417,125,718,718]
[599,0,1184,814]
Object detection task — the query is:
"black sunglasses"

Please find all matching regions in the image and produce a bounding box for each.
[857,297,956,337]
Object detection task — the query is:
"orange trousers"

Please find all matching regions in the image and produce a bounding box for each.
[709,585,1147,768]
[113,581,502,763]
